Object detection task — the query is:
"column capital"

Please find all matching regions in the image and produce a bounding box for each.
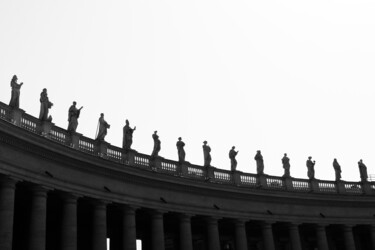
[121,204,139,212]
[0,175,19,189]
[179,213,194,220]
[60,192,81,203]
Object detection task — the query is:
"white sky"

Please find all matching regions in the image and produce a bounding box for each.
[1,0,374,182]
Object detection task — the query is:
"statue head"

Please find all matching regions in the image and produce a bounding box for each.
[284,153,287,156]
[43,88,47,93]
[178,137,182,141]
[232,146,235,149]
[100,113,104,117]
[308,156,312,159]
[203,140,207,145]
[154,130,157,134]
[12,75,17,81]
[73,101,77,106]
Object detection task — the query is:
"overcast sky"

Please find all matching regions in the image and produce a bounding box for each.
[1,0,374,182]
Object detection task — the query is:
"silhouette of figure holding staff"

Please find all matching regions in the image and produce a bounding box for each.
[176,137,186,163]
[67,101,83,133]
[9,75,23,109]
[358,159,368,182]
[229,146,238,171]
[202,141,211,167]
[282,153,290,177]
[151,131,161,158]
[39,88,53,121]
[333,158,342,181]
[306,156,316,180]
[254,150,264,174]
[123,119,136,151]
[95,113,110,141]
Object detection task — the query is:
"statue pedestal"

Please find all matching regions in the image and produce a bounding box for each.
[337,181,346,194]
[284,177,294,191]
[150,156,163,171]
[178,162,190,176]
[233,171,242,186]
[95,140,109,157]
[362,181,373,195]
[68,132,82,149]
[206,166,215,181]
[38,121,54,137]
[257,174,267,188]
[10,108,25,126]
[310,179,319,192]
[124,150,136,166]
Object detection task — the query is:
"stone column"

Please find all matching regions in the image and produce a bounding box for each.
[235,219,248,250]
[0,176,17,250]
[151,210,165,250]
[29,185,49,250]
[316,224,329,250]
[122,205,137,250]
[370,225,375,250]
[92,200,108,250]
[343,225,356,250]
[207,217,220,250]
[288,223,302,250]
[61,193,79,250]
[261,221,275,250]
[179,214,193,250]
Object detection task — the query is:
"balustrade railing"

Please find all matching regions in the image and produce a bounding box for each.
[20,113,40,134]
[292,179,310,192]
[344,182,363,194]
[317,180,337,193]
[0,101,374,195]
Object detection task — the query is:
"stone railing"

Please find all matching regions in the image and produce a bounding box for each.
[0,101,374,195]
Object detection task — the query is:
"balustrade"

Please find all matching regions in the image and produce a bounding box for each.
[0,101,374,195]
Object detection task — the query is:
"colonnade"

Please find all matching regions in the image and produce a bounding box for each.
[0,176,374,250]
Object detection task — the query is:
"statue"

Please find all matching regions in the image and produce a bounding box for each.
[254,150,264,174]
[67,101,83,133]
[9,75,23,109]
[306,156,316,180]
[332,158,342,181]
[229,146,238,171]
[202,141,211,167]
[39,88,53,121]
[123,119,136,151]
[151,131,161,158]
[176,137,186,163]
[282,153,290,177]
[358,159,368,182]
[95,113,110,141]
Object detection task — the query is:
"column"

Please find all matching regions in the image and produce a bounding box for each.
[371,225,375,250]
[92,200,107,250]
[206,217,220,250]
[151,210,165,250]
[122,205,137,250]
[0,176,17,250]
[343,225,356,250]
[61,193,79,250]
[179,214,193,250]
[29,185,49,250]
[288,223,302,250]
[316,224,329,250]
[235,219,248,250]
[261,221,275,250]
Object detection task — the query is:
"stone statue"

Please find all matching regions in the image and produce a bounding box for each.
[202,141,211,167]
[123,119,136,151]
[282,153,290,177]
[306,156,316,180]
[151,131,161,158]
[176,137,186,163]
[39,88,53,121]
[254,150,264,174]
[95,113,110,141]
[229,146,238,171]
[9,75,23,109]
[358,159,368,182]
[332,158,342,181]
[67,101,83,133]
